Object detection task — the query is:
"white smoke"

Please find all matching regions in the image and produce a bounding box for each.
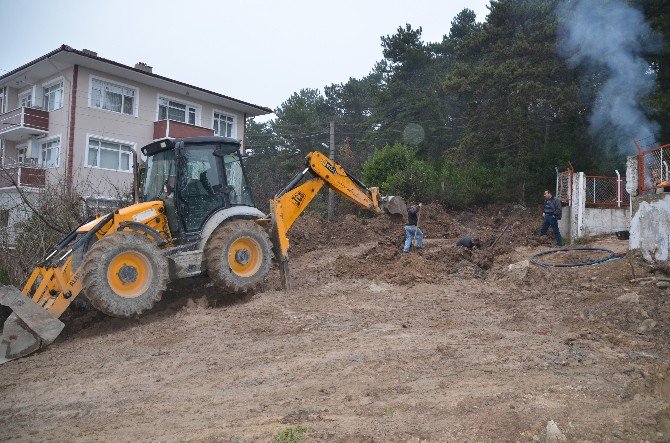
[557,0,661,151]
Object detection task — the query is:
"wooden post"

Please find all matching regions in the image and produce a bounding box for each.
[327,121,335,220]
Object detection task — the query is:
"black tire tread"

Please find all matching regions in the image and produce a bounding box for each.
[80,231,169,317]
[204,219,272,294]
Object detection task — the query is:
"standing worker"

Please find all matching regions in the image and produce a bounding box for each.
[403,203,423,253]
[540,190,563,247]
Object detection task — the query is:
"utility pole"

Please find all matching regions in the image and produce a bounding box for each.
[327,121,335,221]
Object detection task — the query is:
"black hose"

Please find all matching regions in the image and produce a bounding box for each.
[530,247,623,268]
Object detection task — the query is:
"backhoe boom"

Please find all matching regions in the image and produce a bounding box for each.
[269,151,403,289]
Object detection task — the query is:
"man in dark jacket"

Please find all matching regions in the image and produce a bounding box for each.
[456,237,481,250]
[540,190,563,246]
[403,204,423,252]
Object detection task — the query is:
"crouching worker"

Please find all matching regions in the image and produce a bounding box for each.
[540,190,563,247]
[403,203,423,253]
[456,236,481,250]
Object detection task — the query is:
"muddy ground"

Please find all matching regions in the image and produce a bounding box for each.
[0,205,669,442]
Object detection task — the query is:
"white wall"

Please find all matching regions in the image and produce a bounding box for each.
[582,207,630,236]
[630,193,670,261]
[564,171,631,242]
[558,206,571,239]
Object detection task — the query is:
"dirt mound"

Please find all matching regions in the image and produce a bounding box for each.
[333,238,499,285]
[291,203,546,286]
[289,203,552,259]
[289,211,406,256]
[334,240,442,285]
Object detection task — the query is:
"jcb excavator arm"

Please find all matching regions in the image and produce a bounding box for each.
[268,151,405,289]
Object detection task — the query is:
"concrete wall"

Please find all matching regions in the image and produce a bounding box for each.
[582,207,630,236]
[629,193,670,261]
[626,155,638,197]
[564,171,631,242]
[558,206,571,239]
[569,172,586,240]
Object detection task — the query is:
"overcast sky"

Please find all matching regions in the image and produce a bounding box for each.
[1,0,490,118]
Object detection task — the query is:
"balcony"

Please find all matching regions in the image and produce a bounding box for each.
[0,107,49,142]
[153,119,214,140]
[0,165,46,189]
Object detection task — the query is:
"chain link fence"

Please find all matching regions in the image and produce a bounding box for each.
[635,141,670,194]
[585,175,628,206]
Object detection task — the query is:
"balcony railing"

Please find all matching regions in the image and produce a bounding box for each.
[153,119,214,140]
[0,107,49,142]
[0,165,46,189]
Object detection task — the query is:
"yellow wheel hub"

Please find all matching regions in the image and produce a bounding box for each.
[107,251,153,298]
[228,237,263,277]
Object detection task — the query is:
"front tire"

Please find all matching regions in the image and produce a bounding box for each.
[81,232,169,317]
[204,219,272,293]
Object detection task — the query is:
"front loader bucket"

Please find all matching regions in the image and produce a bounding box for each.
[381,196,407,216]
[0,285,64,364]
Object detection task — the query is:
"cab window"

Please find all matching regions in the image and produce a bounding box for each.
[223,153,253,206]
[179,147,225,231]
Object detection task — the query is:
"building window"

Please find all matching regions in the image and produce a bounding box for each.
[17,147,26,164]
[18,92,32,108]
[158,97,198,125]
[41,138,60,168]
[91,78,136,115]
[87,137,133,172]
[43,81,64,112]
[213,112,235,137]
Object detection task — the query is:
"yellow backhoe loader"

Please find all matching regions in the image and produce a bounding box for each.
[0,136,405,364]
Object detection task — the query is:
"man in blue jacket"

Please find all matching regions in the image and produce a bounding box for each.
[540,190,563,247]
[403,203,423,252]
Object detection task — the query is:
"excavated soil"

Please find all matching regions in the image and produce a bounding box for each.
[0,204,669,442]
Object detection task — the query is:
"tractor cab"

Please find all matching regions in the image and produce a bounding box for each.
[140,136,254,236]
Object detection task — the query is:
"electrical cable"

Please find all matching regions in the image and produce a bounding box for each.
[529,247,623,268]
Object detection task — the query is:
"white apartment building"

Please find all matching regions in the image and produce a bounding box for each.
[0,45,271,243]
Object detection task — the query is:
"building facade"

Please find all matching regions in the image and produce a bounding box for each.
[0,45,271,243]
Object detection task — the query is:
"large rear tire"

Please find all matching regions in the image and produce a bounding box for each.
[81,232,169,317]
[204,219,272,293]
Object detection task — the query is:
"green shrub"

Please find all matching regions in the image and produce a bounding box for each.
[385,159,439,203]
[362,142,439,203]
[439,161,498,207]
[276,427,308,443]
[362,143,417,187]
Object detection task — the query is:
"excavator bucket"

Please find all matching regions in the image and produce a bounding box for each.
[0,285,64,365]
[381,196,407,216]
